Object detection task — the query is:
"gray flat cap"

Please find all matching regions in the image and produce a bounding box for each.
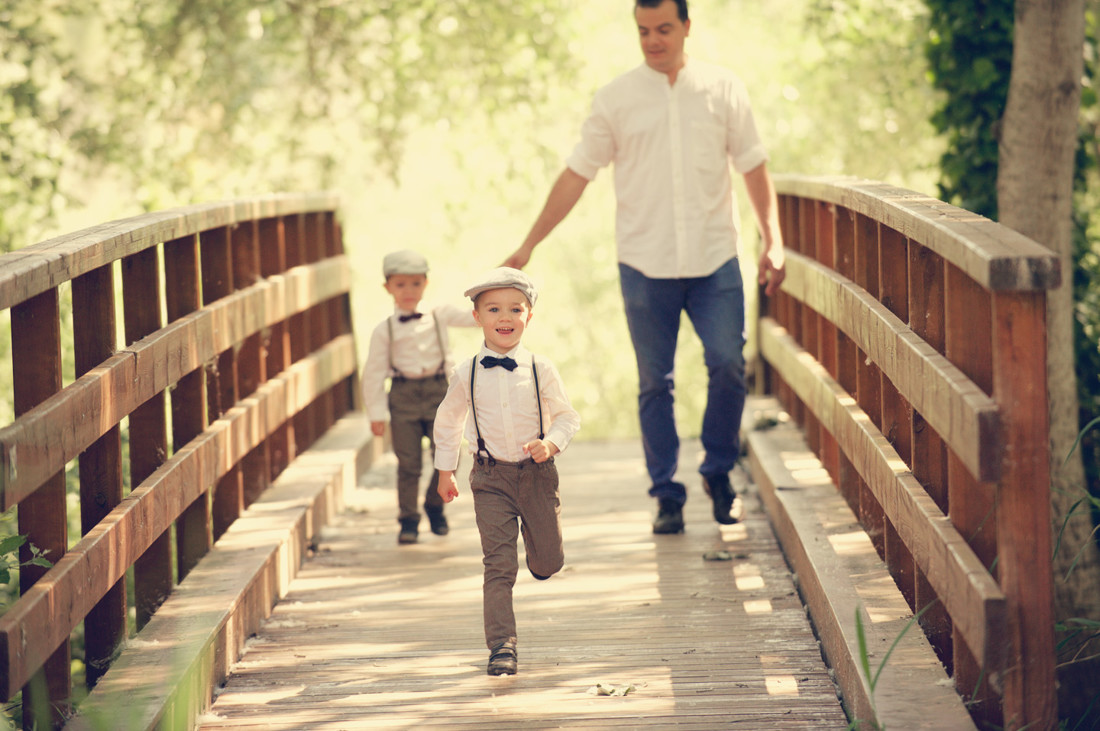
[382,249,429,277]
[463,267,538,307]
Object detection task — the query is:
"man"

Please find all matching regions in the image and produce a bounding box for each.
[504,0,785,534]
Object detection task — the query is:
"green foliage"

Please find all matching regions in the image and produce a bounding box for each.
[1074,7,1100,533]
[0,0,580,249]
[923,0,1014,219]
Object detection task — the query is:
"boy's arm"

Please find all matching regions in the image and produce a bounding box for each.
[531,356,581,458]
[361,322,392,429]
[432,362,470,474]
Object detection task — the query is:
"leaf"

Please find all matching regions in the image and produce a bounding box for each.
[0,534,27,555]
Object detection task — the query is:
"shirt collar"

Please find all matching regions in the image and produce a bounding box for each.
[478,343,529,363]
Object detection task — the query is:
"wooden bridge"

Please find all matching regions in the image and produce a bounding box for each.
[0,178,1060,729]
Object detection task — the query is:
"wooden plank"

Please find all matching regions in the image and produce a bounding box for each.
[9,289,70,720]
[0,258,351,508]
[195,439,850,731]
[772,176,1059,292]
[991,292,1057,728]
[73,263,127,690]
[782,252,999,483]
[0,339,358,698]
[745,401,976,729]
[758,320,1006,669]
[0,193,340,311]
[63,414,373,731]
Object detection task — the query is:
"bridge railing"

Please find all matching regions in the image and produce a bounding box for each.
[759,175,1059,729]
[0,195,363,728]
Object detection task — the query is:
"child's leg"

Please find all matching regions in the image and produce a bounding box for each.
[517,460,565,580]
[470,462,521,651]
[422,377,449,514]
[388,383,423,525]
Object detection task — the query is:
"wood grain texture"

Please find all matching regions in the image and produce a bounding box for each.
[196,440,850,731]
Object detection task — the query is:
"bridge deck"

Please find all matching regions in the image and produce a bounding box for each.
[197,440,849,729]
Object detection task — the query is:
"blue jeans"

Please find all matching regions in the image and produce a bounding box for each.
[619,260,747,506]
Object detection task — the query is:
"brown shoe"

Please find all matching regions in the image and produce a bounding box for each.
[487,644,517,676]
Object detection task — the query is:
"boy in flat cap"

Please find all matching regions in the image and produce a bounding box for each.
[360,249,477,545]
[434,266,581,676]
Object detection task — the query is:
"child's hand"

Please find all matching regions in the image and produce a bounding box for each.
[522,439,560,464]
[370,420,386,437]
[438,471,460,503]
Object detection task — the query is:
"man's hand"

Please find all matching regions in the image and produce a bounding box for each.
[757,244,786,298]
[522,439,560,464]
[438,471,460,503]
[370,420,386,437]
[502,245,533,270]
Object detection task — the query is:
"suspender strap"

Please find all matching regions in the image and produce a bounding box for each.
[469,355,545,465]
[469,359,494,465]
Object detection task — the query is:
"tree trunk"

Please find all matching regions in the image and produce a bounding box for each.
[996,0,1099,724]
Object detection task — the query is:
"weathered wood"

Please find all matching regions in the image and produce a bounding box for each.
[193,439,851,731]
[0,337,357,699]
[774,176,1060,291]
[758,320,1006,669]
[74,263,127,691]
[782,252,999,483]
[63,414,373,731]
[10,289,70,727]
[746,401,976,729]
[0,258,351,508]
[991,292,1057,728]
[0,194,339,311]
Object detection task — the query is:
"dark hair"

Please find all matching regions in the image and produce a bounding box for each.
[636,0,688,22]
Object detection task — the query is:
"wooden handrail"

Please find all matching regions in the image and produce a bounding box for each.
[0,194,357,728]
[766,175,1059,730]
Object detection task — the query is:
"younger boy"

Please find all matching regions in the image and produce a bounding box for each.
[434,267,581,676]
[361,249,477,545]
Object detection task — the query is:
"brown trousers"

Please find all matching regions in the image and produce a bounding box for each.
[470,458,564,650]
[388,375,449,523]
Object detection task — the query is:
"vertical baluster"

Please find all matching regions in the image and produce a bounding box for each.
[12,290,68,728]
[74,262,125,691]
[944,262,999,726]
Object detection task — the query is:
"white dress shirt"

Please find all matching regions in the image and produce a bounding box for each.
[360,304,478,422]
[566,57,768,279]
[433,344,581,470]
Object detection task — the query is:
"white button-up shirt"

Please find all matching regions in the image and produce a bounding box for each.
[360,304,478,422]
[566,58,768,279]
[433,344,581,470]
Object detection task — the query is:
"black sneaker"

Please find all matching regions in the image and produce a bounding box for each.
[425,505,449,536]
[652,499,685,534]
[487,643,518,676]
[397,518,419,545]
[702,473,738,525]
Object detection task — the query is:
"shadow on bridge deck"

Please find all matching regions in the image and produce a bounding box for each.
[197,440,849,730]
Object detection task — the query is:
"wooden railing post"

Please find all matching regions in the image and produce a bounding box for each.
[992,291,1057,728]
[74,263,125,691]
[11,290,69,729]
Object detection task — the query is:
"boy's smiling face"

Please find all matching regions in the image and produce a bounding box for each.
[473,287,533,354]
[385,273,427,312]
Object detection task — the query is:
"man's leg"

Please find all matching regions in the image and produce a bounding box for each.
[619,263,686,503]
[685,260,748,523]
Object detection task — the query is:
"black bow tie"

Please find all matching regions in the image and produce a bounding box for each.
[481,355,518,372]
[398,312,423,323]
